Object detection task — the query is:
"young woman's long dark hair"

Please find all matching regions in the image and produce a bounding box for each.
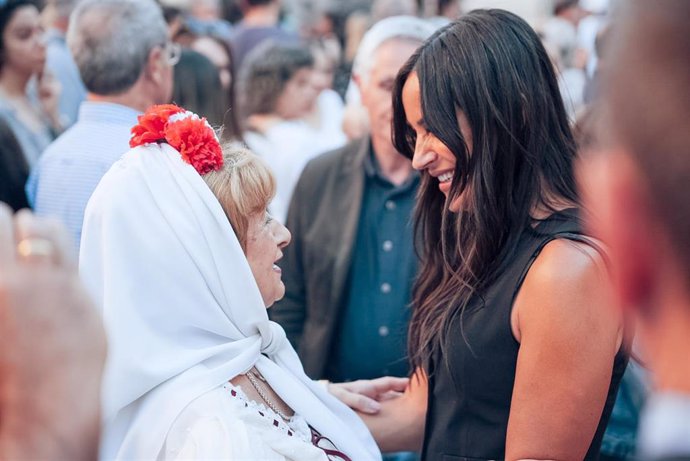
[391,9,579,371]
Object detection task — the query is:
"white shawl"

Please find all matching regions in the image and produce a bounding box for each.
[79,143,381,460]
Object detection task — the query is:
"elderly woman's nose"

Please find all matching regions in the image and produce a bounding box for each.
[277,223,291,248]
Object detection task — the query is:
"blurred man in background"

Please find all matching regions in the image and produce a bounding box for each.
[230,0,298,70]
[272,15,434,387]
[27,0,175,251]
[582,0,690,459]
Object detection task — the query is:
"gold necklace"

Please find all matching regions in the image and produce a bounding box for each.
[245,370,291,422]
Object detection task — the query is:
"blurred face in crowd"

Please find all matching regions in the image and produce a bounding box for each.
[356,38,420,155]
[191,0,221,20]
[402,71,473,212]
[310,46,335,94]
[245,209,291,307]
[1,5,46,76]
[192,36,232,90]
[274,66,319,120]
[152,40,178,105]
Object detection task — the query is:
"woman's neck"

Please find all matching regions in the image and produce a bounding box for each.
[246,114,285,134]
[241,5,280,28]
[531,196,578,221]
[0,68,32,98]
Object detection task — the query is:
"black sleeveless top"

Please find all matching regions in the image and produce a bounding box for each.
[421,209,628,461]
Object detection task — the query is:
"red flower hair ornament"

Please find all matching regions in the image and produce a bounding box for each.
[130,104,223,175]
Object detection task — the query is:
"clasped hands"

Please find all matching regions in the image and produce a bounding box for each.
[326,376,409,414]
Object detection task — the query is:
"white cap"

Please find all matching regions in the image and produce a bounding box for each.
[352,15,438,79]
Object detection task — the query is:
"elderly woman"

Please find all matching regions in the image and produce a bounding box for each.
[79,105,381,460]
[239,42,345,223]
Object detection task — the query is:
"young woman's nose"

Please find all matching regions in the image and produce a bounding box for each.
[411,147,438,171]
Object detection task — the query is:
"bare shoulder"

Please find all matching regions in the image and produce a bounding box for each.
[512,238,620,345]
[533,237,607,282]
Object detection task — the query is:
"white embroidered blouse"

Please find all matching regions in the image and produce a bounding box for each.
[160,383,344,460]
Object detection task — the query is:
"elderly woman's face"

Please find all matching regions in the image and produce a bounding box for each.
[245,209,291,307]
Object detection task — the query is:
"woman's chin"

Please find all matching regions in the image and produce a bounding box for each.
[264,284,286,309]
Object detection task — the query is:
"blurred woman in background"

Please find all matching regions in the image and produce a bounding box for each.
[0,0,61,167]
[172,48,226,128]
[239,41,344,223]
[191,34,242,141]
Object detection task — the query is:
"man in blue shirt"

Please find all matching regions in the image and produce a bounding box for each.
[271,16,436,383]
[27,0,176,252]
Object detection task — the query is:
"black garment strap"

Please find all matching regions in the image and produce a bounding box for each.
[511,230,609,305]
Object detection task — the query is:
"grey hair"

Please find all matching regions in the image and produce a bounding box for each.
[352,15,436,82]
[67,0,168,95]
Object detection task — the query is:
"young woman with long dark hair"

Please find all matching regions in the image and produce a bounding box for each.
[347,10,628,460]
[0,0,61,167]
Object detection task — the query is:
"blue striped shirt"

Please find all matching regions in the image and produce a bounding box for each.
[26,101,140,252]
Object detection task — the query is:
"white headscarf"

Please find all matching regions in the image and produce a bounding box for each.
[79,142,380,460]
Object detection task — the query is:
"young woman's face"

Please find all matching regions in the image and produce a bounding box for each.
[275,67,319,120]
[401,71,473,212]
[2,5,45,76]
[245,210,291,307]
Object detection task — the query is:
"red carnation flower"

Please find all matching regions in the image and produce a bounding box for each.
[164,116,223,175]
[130,104,185,148]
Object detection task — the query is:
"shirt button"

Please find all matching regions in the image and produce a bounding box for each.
[385,200,396,211]
[380,282,391,293]
[382,240,393,252]
[378,325,389,337]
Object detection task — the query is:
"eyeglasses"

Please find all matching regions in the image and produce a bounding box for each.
[160,41,181,66]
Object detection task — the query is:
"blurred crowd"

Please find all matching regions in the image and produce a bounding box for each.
[1,0,612,225]
[0,0,688,460]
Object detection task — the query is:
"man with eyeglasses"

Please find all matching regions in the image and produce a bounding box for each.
[26,0,177,254]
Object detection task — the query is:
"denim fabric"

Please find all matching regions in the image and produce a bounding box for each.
[384,452,418,461]
[601,360,649,459]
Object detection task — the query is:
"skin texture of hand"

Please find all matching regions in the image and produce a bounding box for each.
[0,205,106,460]
[327,376,409,414]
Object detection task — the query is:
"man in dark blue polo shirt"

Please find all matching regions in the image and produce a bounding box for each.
[271,16,436,385]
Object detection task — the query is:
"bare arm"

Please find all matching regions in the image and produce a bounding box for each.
[506,240,623,460]
[357,370,428,453]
